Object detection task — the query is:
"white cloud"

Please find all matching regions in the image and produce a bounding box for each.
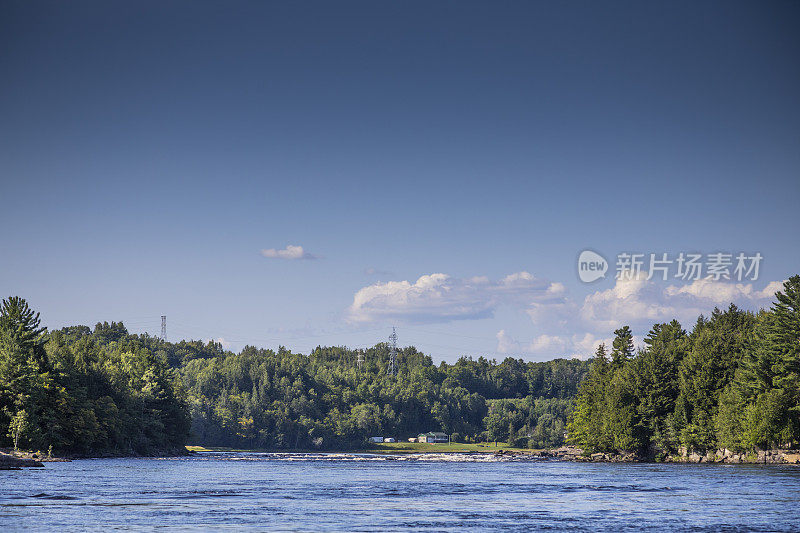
[546,282,566,296]
[348,271,565,323]
[502,271,535,285]
[580,274,783,331]
[528,334,571,354]
[260,245,317,260]
[496,329,520,353]
[580,275,679,330]
[570,333,615,359]
[496,330,613,360]
[664,278,784,303]
[348,266,786,361]
[500,274,784,360]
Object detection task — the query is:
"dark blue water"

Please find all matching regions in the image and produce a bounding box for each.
[1,452,799,531]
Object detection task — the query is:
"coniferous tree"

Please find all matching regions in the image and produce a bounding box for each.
[722,277,800,449]
[630,320,687,452]
[673,305,754,452]
[610,326,634,368]
[568,344,612,451]
[0,297,55,451]
[769,276,800,444]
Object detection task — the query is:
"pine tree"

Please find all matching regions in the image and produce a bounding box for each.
[675,305,755,452]
[631,320,687,452]
[0,297,53,450]
[731,277,800,449]
[568,344,612,451]
[770,276,800,438]
[611,326,634,368]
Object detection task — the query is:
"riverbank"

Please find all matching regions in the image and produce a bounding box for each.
[184,444,800,465]
[9,443,794,466]
[666,448,800,464]
[0,445,190,467]
[568,447,800,464]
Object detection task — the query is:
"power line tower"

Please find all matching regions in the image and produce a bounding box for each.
[356,350,364,370]
[387,326,397,375]
[161,315,166,341]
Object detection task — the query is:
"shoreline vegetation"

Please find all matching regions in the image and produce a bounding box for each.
[566,276,800,463]
[1,275,798,467]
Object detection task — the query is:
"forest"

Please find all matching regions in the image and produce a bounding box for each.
[1,275,797,457]
[0,296,587,454]
[0,297,189,456]
[180,344,586,450]
[568,276,800,457]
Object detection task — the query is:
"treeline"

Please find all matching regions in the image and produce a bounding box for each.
[0,295,590,453]
[568,276,800,457]
[5,276,796,456]
[0,298,189,455]
[180,346,589,450]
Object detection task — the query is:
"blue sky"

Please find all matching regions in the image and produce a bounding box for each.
[2,1,799,361]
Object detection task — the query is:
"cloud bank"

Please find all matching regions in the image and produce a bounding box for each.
[580,275,782,331]
[347,268,784,360]
[496,329,615,360]
[348,272,565,323]
[513,275,783,359]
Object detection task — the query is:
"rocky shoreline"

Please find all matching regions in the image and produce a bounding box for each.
[0,446,191,469]
[0,452,45,470]
[4,444,798,467]
[530,445,800,464]
[666,447,800,464]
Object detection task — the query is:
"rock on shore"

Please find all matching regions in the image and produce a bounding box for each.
[547,445,800,464]
[667,447,800,464]
[0,452,44,470]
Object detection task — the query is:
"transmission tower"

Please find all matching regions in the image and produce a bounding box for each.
[161,315,166,341]
[356,350,364,370]
[387,326,397,375]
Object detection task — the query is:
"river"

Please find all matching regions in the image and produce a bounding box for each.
[1,452,799,531]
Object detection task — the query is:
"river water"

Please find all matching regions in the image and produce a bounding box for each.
[1,452,799,531]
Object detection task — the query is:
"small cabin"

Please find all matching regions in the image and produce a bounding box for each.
[417,432,449,443]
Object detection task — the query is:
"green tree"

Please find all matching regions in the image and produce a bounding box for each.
[673,305,754,452]
[723,277,800,450]
[767,276,800,445]
[611,326,634,368]
[0,297,54,450]
[568,344,612,451]
[7,408,29,450]
[629,320,687,452]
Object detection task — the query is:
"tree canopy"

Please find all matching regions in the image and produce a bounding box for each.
[568,277,800,456]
